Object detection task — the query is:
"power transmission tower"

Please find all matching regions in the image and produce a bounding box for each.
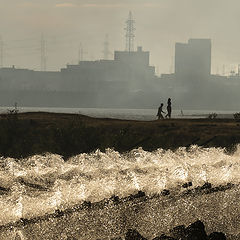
[0,36,3,68]
[78,43,88,62]
[40,34,46,71]
[125,11,135,52]
[103,34,111,60]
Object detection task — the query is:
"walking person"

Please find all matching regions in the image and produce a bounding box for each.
[165,98,172,119]
[157,103,165,119]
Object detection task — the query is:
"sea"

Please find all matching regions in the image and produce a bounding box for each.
[0,106,236,120]
[0,107,239,239]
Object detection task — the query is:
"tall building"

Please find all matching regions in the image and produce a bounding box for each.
[175,39,211,77]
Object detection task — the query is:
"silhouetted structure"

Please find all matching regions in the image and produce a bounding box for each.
[1,33,240,109]
[62,46,155,93]
[125,11,135,52]
[175,39,211,77]
[0,45,156,108]
[159,38,240,110]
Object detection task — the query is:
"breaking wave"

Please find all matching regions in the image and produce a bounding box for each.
[0,145,239,226]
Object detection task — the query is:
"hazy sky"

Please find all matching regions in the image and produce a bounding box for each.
[1,0,240,75]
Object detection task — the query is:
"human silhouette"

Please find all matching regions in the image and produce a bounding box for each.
[165,98,172,119]
[157,103,165,119]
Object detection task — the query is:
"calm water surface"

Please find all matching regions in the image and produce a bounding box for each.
[0,106,235,120]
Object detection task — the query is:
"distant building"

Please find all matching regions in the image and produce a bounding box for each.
[175,39,211,77]
[0,66,61,91]
[61,46,155,92]
[0,46,157,108]
[114,46,150,67]
[1,38,240,110]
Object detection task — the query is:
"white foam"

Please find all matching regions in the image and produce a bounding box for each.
[0,145,239,225]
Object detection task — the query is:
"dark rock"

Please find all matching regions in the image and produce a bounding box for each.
[152,234,176,240]
[185,220,207,240]
[212,183,234,192]
[161,189,170,196]
[54,209,64,217]
[182,189,193,195]
[187,220,205,230]
[125,229,147,240]
[226,182,234,188]
[134,190,146,198]
[182,182,193,188]
[208,232,226,240]
[19,218,29,226]
[200,182,212,190]
[128,191,146,201]
[110,195,120,204]
[0,186,10,192]
[82,201,91,208]
[194,182,212,193]
[170,225,186,239]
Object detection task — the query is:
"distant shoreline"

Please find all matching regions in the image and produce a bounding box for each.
[0,106,237,120]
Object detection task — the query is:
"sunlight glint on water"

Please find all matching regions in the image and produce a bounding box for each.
[0,145,239,226]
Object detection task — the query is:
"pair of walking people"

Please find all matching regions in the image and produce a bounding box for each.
[157,98,172,119]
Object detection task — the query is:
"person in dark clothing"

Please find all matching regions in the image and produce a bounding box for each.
[157,103,165,119]
[165,98,172,119]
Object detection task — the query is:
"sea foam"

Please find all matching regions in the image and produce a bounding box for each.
[0,145,239,226]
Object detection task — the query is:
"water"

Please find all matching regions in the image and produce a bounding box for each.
[0,146,239,239]
[0,106,235,120]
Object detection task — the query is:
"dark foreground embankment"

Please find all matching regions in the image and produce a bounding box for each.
[0,112,240,158]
